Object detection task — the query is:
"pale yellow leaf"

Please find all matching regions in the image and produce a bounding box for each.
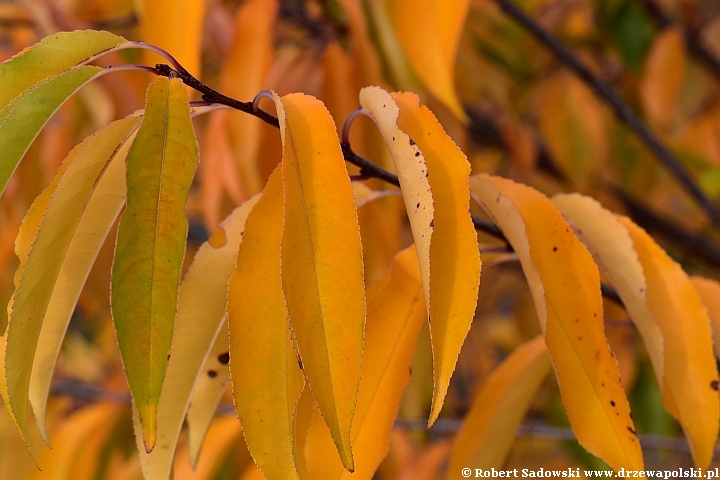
[470,174,643,471]
[447,335,552,473]
[552,194,664,385]
[273,92,365,472]
[392,91,481,425]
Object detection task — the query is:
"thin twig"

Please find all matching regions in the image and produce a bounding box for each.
[640,0,720,81]
[490,0,720,229]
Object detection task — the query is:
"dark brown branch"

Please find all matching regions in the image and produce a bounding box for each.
[490,0,720,229]
[640,0,720,81]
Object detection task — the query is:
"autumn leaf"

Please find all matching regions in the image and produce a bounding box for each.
[133,195,258,480]
[447,335,552,473]
[273,92,365,472]
[111,77,198,453]
[690,277,720,360]
[304,245,425,480]
[392,91,481,425]
[470,174,643,471]
[392,0,469,120]
[640,28,686,129]
[228,167,304,480]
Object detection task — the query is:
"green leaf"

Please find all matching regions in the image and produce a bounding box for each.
[112,77,198,453]
[4,117,139,451]
[0,66,108,198]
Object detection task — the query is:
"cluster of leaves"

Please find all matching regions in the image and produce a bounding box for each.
[2,0,720,479]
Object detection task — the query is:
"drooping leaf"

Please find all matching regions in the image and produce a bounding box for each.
[4,117,138,449]
[0,66,109,198]
[392,0,469,120]
[552,194,664,385]
[228,167,304,480]
[0,30,126,108]
[447,335,552,473]
[618,217,718,468]
[273,92,365,471]
[186,321,232,468]
[304,245,425,480]
[112,77,198,453]
[392,91,481,425]
[132,196,258,480]
[359,86,433,318]
[141,0,206,77]
[28,119,139,443]
[469,174,643,471]
[689,276,720,360]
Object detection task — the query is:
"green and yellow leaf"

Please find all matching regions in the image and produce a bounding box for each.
[392,91,481,425]
[304,245,425,480]
[469,174,643,471]
[133,196,258,480]
[447,335,552,473]
[273,92,365,471]
[228,167,305,480]
[4,117,138,449]
[112,77,198,453]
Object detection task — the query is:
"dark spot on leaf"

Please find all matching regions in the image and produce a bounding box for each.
[415,151,420,157]
[218,352,230,365]
[553,247,557,252]
[167,354,171,361]
[207,370,217,378]
[610,400,616,407]
[417,202,420,209]
[409,138,416,145]
[711,380,719,391]
[430,220,434,228]
[627,426,637,436]
[577,336,582,341]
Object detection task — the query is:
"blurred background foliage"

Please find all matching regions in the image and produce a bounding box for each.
[1,0,720,478]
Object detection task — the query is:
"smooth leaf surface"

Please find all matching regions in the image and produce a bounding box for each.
[304,245,425,480]
[470,174,643,471]
[0,65,106,198]
[690,277,720,360]
[0,29,125,108]
[112,77,198,453]
[359,86,433,316]
[274,92,365,472]
[392,91,481,425]
[28,119,138,442]
[133,196,258,480]
[228,167,304,480]
[5,117,137,448]
[552,194,664,384]
[393,0,469,120]
[619,217,719,468]
[447,335,552,473]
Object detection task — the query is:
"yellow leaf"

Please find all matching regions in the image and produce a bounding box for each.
[29,122,137,443]
[447,335,552,473]
[228,167,304,480]
[618,217,718,468]
[133,196,258,480]
[640,28,686,128]
[304,246,425,480]
[469,174,643,471]
[186,323,232,468]
[392,91,481,425]
[392,0,469,120]
[141,0,206,78]
[273,92,365,472]
[4,117,138,450]
[359,86,433,317]
[112,78,198,452]
[690,276,720,360]
[552,194,664,387]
